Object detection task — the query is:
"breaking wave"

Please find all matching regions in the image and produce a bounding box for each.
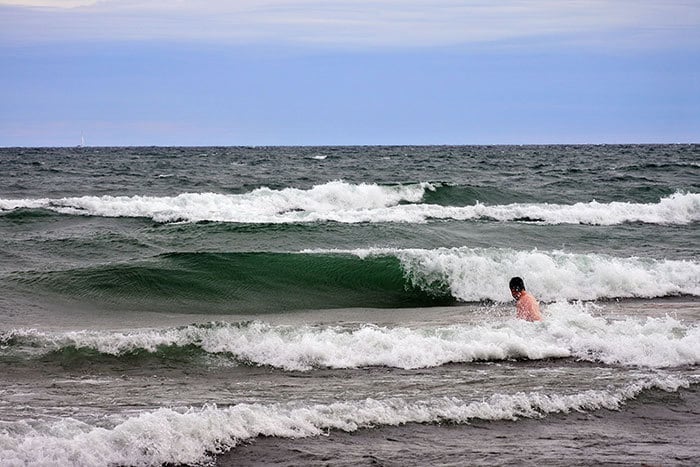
[343,247,700,302]
[1,182,697,225]
[0,375,690,466]
[9,248,698,314]
[3,303,699,370]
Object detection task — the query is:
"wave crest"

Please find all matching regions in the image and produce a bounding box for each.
[0,375,690,466]
[1,183,697,225]
[4,304,699,370]
[10,248,699,313]
[332,247,700,302]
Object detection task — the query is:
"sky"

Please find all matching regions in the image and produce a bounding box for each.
[1,0,699,146]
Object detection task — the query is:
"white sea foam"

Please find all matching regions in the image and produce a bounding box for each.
[440,191,699,225]
[0,183,697,225]
[0,181,430,223]
[545,302,700,367]
[315,247,700,302]
[0,375,689,467]
[6,302,699,371]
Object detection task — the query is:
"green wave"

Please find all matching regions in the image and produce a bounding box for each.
[0,207,58,222]
[41,343,209,367]
[12,252,455,313]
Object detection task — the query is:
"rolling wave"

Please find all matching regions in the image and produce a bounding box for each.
[10,251,454,313]
[8,248,698,314]
[3,304,699,370]
[341,247,700,302]
[0,376,691,466]
[1,182,697,225]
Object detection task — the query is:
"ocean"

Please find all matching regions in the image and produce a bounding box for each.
[0,144,698,466]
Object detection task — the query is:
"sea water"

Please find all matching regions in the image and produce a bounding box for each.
[0,145,698,465]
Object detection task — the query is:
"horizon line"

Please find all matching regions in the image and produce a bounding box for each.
[2,141,698,149]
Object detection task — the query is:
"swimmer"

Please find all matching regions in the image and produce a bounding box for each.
[509,277,542,322]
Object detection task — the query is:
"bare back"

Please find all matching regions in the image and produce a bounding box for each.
[516,291,542,321]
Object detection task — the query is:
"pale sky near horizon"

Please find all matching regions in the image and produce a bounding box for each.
[1,1,699,146]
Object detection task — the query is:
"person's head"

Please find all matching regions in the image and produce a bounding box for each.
[509,276,525,298]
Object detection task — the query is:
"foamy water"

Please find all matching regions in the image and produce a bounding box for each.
[0,374,689,467]
[1,183,697,225]
[5,303,699,371]
[313,247,700,302]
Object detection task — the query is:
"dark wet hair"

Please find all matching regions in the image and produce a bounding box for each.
[509,277,525,292]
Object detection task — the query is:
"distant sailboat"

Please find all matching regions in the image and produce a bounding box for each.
[78,132,86,148]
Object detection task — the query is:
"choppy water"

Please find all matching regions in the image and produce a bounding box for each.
[0,145,698,466]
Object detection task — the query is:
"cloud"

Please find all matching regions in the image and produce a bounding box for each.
[1,0,699,49]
